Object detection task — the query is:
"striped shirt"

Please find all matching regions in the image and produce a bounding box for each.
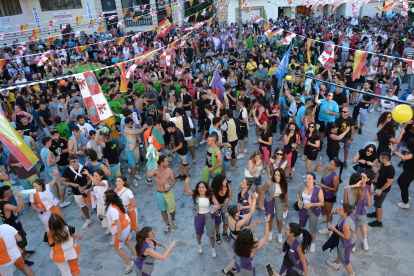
[404,47,414,59]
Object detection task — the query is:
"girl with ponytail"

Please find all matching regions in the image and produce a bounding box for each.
[278,222,311,276]
[134,227,178,276]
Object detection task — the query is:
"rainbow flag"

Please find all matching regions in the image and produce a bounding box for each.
[46,36,58,47]
[76,16,82,25]
[117,63,127,92]
[306,39,312,64]
[0,59,6,74]
[76,45,89,52]
[0,109,38,170]
[166,5,171,16]
[352,50,368,81]
[20,24,28,35]
[88,19,96,28]
[31,29,40,40]
[209,5,213,12]
[117,36,127,45]
[97,25,105,33]
[123,8,128,17]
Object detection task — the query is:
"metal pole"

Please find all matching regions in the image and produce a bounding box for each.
[238,0,242,40]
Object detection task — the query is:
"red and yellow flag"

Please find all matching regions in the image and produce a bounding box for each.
[353,50,368,81]
[123,8,128,17]
[382,0,394,11]
[117,63,127,92]
[189,0,194,6]
[131,11,135,17]
[166,5,171,16]
[46,36,58,47]
[156,18,173,37]
[134,49,157,62]
[306,39,312,64]
[195,13,198,21]
[209,5,213,12]
[132,15,143,22]
[20,24,28,35]
[264,22,270,31]
[76,16,82,25]
[88,19,97,28]
[31,29,41,40]
[0,59,6,74]
[117,36,127,45]
[246,7,251,13]
[97,25,105,33]
[208,17,214,27]
[76,45,89,52]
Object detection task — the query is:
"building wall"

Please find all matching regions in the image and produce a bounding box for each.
[0,0,32,45]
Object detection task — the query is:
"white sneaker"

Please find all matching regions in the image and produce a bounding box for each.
[60,201,71,208]
[302,155,305,161]
[369,108,375,113]
[297,152,301,157]
[319,228,330,235]
[123,262,134,274]
[105,228,111,235]
[302,174,307,179]
[277,233,283,244]
[283,209,288,219]
[172,220,178,229]
[101,221,107,229]
[198,244,203,254]
[363,239,369,251]
[110,236,115,245]
[292,167,295,172]
[351,246,356,253]
[128,167,131,173]
[244,137,249,143]
[135,174,142,180]
[237,154,245,159]
[397,202,410,209]
[133,179,139,188]
[310,243,316,253]
[82,219,92,230]
[167,156,172,161]
[211,247,217,258]
[164,225,170,233]
[326,260,340,270]
[192,158,196,163]
[200,139,207,145]
[318,215,327,223]
[253,140,259,144]
[268,232,273,241]
[378,107,382,112]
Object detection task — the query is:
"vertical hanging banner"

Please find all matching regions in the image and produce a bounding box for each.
[75,72,113,124]
[86,3,96,29]
[31,7,42,30]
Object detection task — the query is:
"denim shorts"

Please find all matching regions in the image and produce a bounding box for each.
[249,176,262,186]
[339,138,351,150]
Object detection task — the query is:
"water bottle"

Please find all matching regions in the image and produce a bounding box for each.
[194,138,199,149]
[225,148,232,161]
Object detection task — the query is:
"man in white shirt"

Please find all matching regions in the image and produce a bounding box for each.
[14,74,27,92]
[381,88,399,113]
[76,116,94,139]
[406,88,414,103]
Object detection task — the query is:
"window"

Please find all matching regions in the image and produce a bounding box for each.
[40,0,82,11]
[0,0,23,16]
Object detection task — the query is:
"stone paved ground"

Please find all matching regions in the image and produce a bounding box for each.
[12,85,414,276]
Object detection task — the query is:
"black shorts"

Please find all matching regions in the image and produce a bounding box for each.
[164,132,171,145]
[17,228,28,248]
[318,120,326,133]
[324,196,337,203]
[239,127,246,140]
[304,147,319,161]
[373,188,389,208]
[229,140,239,159]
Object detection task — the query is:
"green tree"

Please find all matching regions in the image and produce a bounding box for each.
[185,0,212,20]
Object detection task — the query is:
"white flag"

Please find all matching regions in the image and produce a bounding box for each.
[75,31,83,38]
[117,20,124,28]
[35,53,52,66]
[318,45,335,70]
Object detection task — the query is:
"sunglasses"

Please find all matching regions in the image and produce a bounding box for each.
[367,150,373,153]
[252,150,261,155]
[276,152,283,156]
[341,111,348,113]
[70,160,77,164]
[309,126,315,128]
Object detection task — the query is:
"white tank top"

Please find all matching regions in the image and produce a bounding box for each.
[302,192,312,205]
[274,183,282,197]
[198,198,210,214]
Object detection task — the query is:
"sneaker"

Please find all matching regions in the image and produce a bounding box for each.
[179,175,187,181]
[292,167,295,172]
[192,158,196,163]
[302,174,307,179]
[277,233,283,244]
[369,108,375,113]
[343,162,348,170]
[398,160,405,167]
[301,155,305,161]
[222,232,229,243]
[172,220,178,229]
[237,154,245,159]
[268,232,273,241]
[124,262,134,274]
[221,269,235,276]
[244,137,249,143]
[283,209,288,219]
[228,166,237,171]
[288,175,293,181]
[319,228,330,235]
[175,175,182,180]
[200,139,207,145]
[368,220,383,227]
[24,250,35,258]
[101,221,107,229]
[128,167,131,173]
[253,140,259,144]
[129,254,136,261]
[297,152,301,157]
[351,246,356,253]
[318,215,327,223]
[164,225,170,233]
[354,126,358,130]
[133,179,139,187]
[216,234,222,244]
[367,212,377,218]
[211,247,217,258]
[110,236,115,245]
[82,219,92,230]
[135,174,142,180]
[24,260,34,267]
[146,179,152,186]
[167,156,172,161]
[326,260,340,271]
[60,201,71,208]
[358,128,362,134]
[277,135,283,141]
[363,239,369,251]
[105,228,111,235]
[310,243,316,253]
[198,244,203,254]
[378,107,382,112]
[397,202,410,209]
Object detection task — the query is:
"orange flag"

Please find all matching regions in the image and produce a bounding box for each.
[131,11,135,17]
[123,8,128,17]
[0,59,6,74]
[31,29,41,40]
[76,45,89,52]
[117,37,127,45]
[76,16,82,25]
[97,25,105,33]
[20,24,28,35]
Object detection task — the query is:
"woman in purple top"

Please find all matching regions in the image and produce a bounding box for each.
[344,173,371,252]
[134,227,178,276]
[327,204,357,276]
[296,173,324,253]
[314,158,342,235]
[278,223,312,276]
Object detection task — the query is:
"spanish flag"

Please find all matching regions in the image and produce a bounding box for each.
[88,19,96,28]
[352,50,368,81]
[166,5,171,16]
[31,29,40,40]
[76,16,82,25]
[264,22,270,31]
[208,17,214,27]
[156,18,172,37]
[0,109,38,170]
[97,25,105,33]
[306,39,312,64]
[117,63,127,92]
[123,8,128,17]
[117,36,127,45]
[20,24,28,35]
[46,36,58,47]
[76,45,89,52]
[133,15,143,22]
[0,59,6,75]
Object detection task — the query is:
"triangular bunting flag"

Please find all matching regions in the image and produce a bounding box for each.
[76,16,82,25]
[76,45,89,52]
[20,24,28,35]
[117,63,128,91]
[97,25,105,33]
[123,8,128,17]
[117,36,127,45]
[88,19,97,28]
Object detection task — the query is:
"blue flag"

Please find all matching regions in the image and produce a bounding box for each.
[274,43,292,89]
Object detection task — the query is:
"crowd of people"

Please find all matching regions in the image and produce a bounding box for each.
[0,8,413,276]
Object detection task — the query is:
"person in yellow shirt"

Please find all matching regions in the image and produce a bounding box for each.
[246,57,257,77]
[103,116,121,151]
[268,62,278,77]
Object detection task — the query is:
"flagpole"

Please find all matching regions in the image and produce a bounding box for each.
[238,0,242,40]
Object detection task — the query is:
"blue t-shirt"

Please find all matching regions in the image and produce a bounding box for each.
[279,97,290,117]
[296,105,307,130]
[300,95,312,104]
[318,99,339,123]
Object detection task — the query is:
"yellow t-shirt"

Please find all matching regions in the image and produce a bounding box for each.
[268,66,277,77]
[246,61,257,75]
[9,92,15,102]
[105,117,119,139]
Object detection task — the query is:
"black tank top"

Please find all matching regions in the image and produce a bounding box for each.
[327,132,340,152]
[230,221,243,239]
[0,200,23,231]
[215,188,229,204]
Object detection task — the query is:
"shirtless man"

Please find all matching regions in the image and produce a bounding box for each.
[132,92,149,124]
[147,155,177,233]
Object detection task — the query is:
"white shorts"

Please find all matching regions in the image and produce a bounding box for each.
[0,262,14,276]
[38,209,52,231]
[114,225,131,250]
[55,258,80,276]
[74,194,87,208]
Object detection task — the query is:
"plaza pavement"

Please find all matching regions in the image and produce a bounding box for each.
[11,87,414,276]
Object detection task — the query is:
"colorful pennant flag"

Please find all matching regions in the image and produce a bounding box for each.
[0,33,9,42]
[98,12,103,22]
[202,8,207,16]
[117,20,125,28]
[117,36,127,45]
[31,29,40,40]
[306,39,312,64]
[117,63,128,92]
[108,15,118,20]
[382,0,395,11]
[318,44,335,70]
[88,19,97,28]
[190,0,194,6]
[209,5,213,12]
[131,11,135,17]
[141,4,147,13]
[34,53,52,67]
[266,29,283,40]
[75,31,84,38]
[208,17,214,27]
[128,50,158,78]
[240,0,248,9]
[264,23,270,31]
[20,24,28,35]
[76,16,82,25]
[76,45,89,52]
[132,15,143,22]
[0,59,6,74]
[246,7,251,13]
[49,20,54,31]
[166,5,172,15]
[123,8,128,17]
[97,25,105,33]
[195,13,199,21]
[156,18,173,37]
[352,50,368,81]
[46,36,58,47]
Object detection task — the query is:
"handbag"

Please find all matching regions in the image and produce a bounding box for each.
[353,164,359,171]
[293,201,300,212]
